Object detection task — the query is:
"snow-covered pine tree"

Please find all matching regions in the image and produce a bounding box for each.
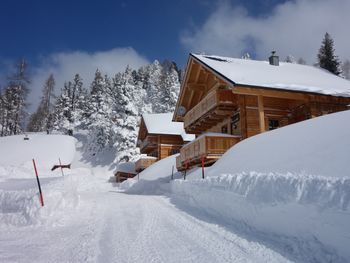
[156,60,180,113]
[27,74,55,133]
[52,74,86,135]
[6,59,30,135]
[317,33,341,75]
[341,60,350,80]
[85,70,116,153]
[112,67,140,163]
[285,55,296,63]
[297,58,306,65]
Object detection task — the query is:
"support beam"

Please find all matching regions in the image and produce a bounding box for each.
[238,95,247,139]
[233,86,309,101]
[258,95,266,133]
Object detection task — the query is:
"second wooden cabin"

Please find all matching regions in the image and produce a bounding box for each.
[136,113,195,172]
[173,52,350,170]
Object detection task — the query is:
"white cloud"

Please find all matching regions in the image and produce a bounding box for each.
[28,47,149,112]
[181,0,350,64]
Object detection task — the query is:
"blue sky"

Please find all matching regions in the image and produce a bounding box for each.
[0,0,288,67]
[1,0,349,111]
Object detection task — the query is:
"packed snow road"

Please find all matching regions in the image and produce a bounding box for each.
[1,188,291,263]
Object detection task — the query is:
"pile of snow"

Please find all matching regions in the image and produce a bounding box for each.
[120,154,181,194]
[0,134,76,174]
[0,134,81,227]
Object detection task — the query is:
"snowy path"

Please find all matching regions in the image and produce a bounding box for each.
[0,186,292,263]
[96,193,291,263]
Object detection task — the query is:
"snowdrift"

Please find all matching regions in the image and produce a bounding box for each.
[0,134,76,172]
[123,110,350,261]
[121,154,181,194]
[0,134,79,227]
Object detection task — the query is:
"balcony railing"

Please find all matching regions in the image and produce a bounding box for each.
[139,136,158,153]
[183,89,236,133]
[135,156,157,172]
[176,133,240,170]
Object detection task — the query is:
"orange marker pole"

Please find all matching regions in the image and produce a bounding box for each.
[32,159,44,207]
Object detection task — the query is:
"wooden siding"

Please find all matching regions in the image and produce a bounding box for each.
[135,157,157,172]
[115,171,137,183]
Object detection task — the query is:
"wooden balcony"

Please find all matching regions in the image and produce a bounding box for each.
[135,156,157,172]
[139,136,158,154]
[176,133,241,170]
[184,89,236,134]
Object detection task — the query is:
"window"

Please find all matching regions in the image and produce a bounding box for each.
[170,149,180,155]
[268,119,280,130]
[221,125,228,134]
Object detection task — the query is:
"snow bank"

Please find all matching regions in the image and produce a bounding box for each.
[208,110,350,178]
[121,154,181,194]
[0,133,82,227]
[0,134,76,172]
[171,111,350,261]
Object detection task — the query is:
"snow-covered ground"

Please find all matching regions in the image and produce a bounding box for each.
[123,110,350,262]
[1,111,350,262]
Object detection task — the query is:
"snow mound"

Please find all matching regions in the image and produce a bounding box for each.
[121,154,181,194]
[171,110,350,261]
[209,110,350,177]
[0,134,76,172]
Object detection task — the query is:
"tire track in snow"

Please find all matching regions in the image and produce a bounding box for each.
[96,193,292,263]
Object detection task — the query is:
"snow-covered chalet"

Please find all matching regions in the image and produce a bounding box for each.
[173,52,350,170]
[135,113,195,172]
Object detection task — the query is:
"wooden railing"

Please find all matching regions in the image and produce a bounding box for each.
[183,89,235,130]
[135,157,157,172]
[176,134,240,170]
[139,136,158,152]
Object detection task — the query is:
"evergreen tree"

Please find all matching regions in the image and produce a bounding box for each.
[317,33,341,75]
[112,67,140,163]
[6,59,30,134]
[297,58,306,65]
[86,70,116,153]
[52,74,86,135]
[341,60,350,80]
[27,74,55,132]
[285,55,295,63]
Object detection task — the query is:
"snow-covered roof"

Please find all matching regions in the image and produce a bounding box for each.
[115,162,136,174]
[192,54,350,97]
[142,113,195,141]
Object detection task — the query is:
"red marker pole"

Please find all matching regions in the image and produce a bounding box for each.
[32,159,44,207]
[59,158,65,176]
[201,156,205,179]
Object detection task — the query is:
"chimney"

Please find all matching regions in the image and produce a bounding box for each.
[269,51,279,66]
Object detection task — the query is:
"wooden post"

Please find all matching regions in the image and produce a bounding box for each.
[171,165,174,180]
[258,95,266,133]
[201,156,205,179]
[32,159,44,207]
[238,95,247,139]
[184,161,188,180]
[59,158,64,176]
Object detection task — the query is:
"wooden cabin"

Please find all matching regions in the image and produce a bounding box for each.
[174,53,350,170]
[136,113,195,171]
[114,162,137,183]
[135,156,157,173]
